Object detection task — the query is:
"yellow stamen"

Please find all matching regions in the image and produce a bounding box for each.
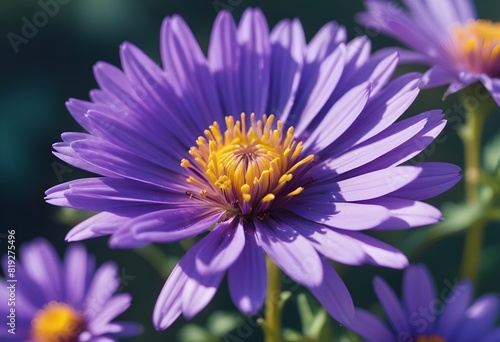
[262,193,275,202]
[31,302,85,342]
[181,113,314,214]
[452,19,500,74]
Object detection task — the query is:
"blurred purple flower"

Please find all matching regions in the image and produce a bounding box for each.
[351,264,500,342]
[358,0,500,104]
[46,8,460,329]
[0,238,141,341]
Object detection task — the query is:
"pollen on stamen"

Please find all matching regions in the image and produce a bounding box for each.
[451,19,500,76]
[180,113,315,215]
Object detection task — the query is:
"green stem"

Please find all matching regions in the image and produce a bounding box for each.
[264,258,282,342]
[459,88,490,285]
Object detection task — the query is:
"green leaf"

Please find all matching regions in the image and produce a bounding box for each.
[483,133,500,174]
[296,293,334,341]
[177,324,216,342]
[207,311,241,337]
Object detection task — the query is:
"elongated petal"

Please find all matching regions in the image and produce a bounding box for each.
[285,214,366,265]
[334,166,422,201]
[195,220,245,276]
[21,239,63,302]
[64,244,95,307]
[84,262,120,319]
[228,228,267,315]
[350,308,396,342]
[373,276,411,335]
[129,209,223,243]
[402,264,437,335]
[305,81,371,151]
[308,259,355,326]
[66,212,129,242]
[290,201,391,230]
[390,163,461,200]
[71,139,184,191]
[437,280,473,339]
[237,8,271,115]
[268,18,305,122]
[209,11,242,115]
[255,218,323,287]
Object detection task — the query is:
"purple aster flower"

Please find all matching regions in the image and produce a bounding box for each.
[358,0,500,104]
[351,264,500,342]
[0,238,141,341]
[45,8,461,329]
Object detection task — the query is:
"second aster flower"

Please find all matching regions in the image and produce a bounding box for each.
[350,264,500,342]
[46,8,461,329]
[358,0,500,104]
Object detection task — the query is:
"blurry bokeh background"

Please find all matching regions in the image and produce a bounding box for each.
[1,0,500,341]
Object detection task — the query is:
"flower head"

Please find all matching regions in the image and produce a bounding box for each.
[358,0,500,104]
[350,264,500,342]
[45,8,461,329]
[0,238,141,341]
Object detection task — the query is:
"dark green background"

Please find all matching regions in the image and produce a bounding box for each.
[1,0,500,341]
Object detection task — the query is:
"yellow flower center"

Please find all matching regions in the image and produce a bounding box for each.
[416,335,446,342]
[181,113,314,216]
[452,19,500,75]
[31,302,85,342]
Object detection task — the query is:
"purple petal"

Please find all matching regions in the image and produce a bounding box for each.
[366,197,442,230]
[325,110,433,174]
[153,255,189,330]
[333,73,421,151]
[84,109,182,170]
[228,228,267,315]
[350,308,395,342]
[255,217,323,287]
[373,276,411,335]
[437,280,473,339]
[290,201,391,230]
[208,11,242,115]
[402,264,437,335]
[421,66,458,88]
[292,44,346,134]
[88,294,132,332]
[195,219,245,276]
[66,212,127,242]
[306,21,346,63]
[160,15,222,124]
[453,294,500,341]
[64,243,95,307]
[358,1,439,55]
[182,271,225,320]
[284,214,366,265]
[344,111,446,175]
[482,329,500,342]
[267,18,305,122]
[334,166,423,201]
[481,76,500,107]
[70,139,185,191]
[390,162,461,200]
[339,50,398,97]
[84,262,120,319]
[304,81,371,151]
[237,8,271,115]
[340,231,408,269]
[308,259,355,326]
[21,238,63,302]
[129,209,223,243]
